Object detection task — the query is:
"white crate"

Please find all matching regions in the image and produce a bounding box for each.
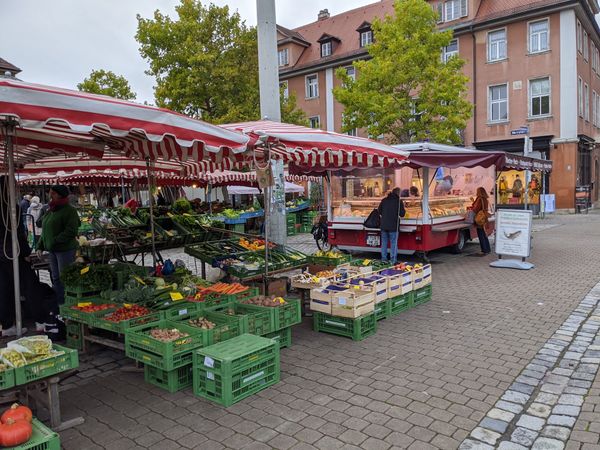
[331,287,375,308]
[332,301,374,318]
[387,270,413,298]
[310,299,332,314]
[413,264,432,290]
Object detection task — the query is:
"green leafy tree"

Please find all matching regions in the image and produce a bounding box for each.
[77,69,137,100]
[281,88,308,126]
[334,0,472,144]
[136,0,307,124]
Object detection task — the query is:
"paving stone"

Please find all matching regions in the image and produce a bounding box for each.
[479,417,509,434]
[470,427,501,446]
[501,391,530,405]
[511,382,536,395]
[537,393,560,406]
[459,439,494,450]
[541,384,567,395]
[496,401,524,415]
[487,408,515,422]
[553,405,581,417]
[547,415,577,427]
[532,437,566,449]
[564,387,588,395]
[511,427,539,447]
[541,426,571,441]
[498,442,528,450]
[558,394,584,406]
[516,415,546,431]
[529,403,553,418]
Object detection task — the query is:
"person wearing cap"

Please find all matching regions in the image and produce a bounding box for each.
[38,185,80,304]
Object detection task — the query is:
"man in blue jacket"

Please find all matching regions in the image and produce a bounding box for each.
[377,188,406,264]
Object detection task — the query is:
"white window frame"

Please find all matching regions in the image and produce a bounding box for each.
[444,0,466,22]
[278,48,289,67]
[528,18,549,54]
[280,81,289,100]
[597,94,600,127]
[488,83,509,123]
[360,30,373,47]
[577,20,583,53]
[529,77,551,118]
[488,28,507,62]
[305,74,319,99]
[592,42,597,72]
[585,83,590,121]
[593,91,597,126]
[584,30,589,61]
[345,66,356,81]
[308,116,321,129]
[579,77,584,117]
[321,41,332,58]
[443,39,459,62]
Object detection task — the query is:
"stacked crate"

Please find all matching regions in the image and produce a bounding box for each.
[286,213,297,236]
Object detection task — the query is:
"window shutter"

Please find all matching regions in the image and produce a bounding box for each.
[437,3,444,23]
[461,0,468,17]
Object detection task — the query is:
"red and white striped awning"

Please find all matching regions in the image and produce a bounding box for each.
[198,170,319,188]
[0,79,250,167]
[18,171,196,187]
[219,120,409,169]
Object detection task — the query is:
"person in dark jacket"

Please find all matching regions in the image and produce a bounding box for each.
[377,188,406,264]
[38,185,80,304]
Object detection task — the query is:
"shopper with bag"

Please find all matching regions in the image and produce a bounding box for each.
[471,187,491,255]
[377,188,406,264]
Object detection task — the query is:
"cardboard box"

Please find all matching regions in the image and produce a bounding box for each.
[254,277,288,297]
[332,301,374,318]
[331,287,375,308]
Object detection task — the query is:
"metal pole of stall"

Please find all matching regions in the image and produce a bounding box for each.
[145,158,157,269]
[2,120,23,336]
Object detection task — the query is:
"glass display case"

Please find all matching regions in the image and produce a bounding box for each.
[331,166,495,222]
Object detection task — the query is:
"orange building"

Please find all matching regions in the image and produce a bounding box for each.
[277,0,600,210]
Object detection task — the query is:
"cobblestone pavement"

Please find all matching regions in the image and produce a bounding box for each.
[51,213,600,449]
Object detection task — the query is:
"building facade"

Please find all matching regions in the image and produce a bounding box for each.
[277,0,600,210]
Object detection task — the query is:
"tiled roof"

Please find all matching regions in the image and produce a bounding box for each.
[0,58,21,74]
[277,25,309,45]
[476,0,572,23]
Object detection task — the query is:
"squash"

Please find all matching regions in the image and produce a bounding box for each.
[0,418,32,447]
[1,404,32,424]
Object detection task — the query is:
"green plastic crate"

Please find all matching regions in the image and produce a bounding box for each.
[389,291,414,316]
[9,418,60,450]
[65,321,84,351]
[14,345,79,385]
[210,287,260,307]
[162,302,203,321]
[182,311,243,345]
[274,298,301,330]
[308,254,353,266]
[59,300,120,325]
[0,367,15,391]
[263,327,292,349]
[207,303,275,336]
[413,285,432,306]
[374,300,389,321]
[313,311,377,341]
[125,320,205,371]
[193,334,280,407]
[93,310,163,334]
[144,364,193,393]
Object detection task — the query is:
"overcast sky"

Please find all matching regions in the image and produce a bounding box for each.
[1,1,374,104]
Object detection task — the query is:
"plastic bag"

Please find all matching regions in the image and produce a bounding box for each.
[9,336,52,357]
[0,348,27,368]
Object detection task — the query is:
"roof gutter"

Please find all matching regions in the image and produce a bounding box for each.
[279,51,371,80]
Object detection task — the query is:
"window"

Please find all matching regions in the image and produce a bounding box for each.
[443,39,459,62]
[321,41,332,58]
[488,29,507,62]
[529,19,549,54]
[360,30,373,47]
[593,91,597,126]
[345,66,356,81]
[309,116,320,129]
[597,94,600,126]
[585,83,590,121]
[305,74,318,99]
[278,48,289,67]
[435,2,444,23]
[529,77,551,117]
[279,81,288,100]
[577,20,583,53]
[346,128,358,137]
[579,77,584,117]
[445,0,467,22]
[584,31,589,61]
[488,84,508,122]
[592,43,597,71]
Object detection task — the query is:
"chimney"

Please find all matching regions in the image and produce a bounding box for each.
[318,9,330,21]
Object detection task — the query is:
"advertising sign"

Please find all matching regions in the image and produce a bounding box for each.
[494,209,532,258]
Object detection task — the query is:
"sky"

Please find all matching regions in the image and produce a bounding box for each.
[1,0,374,104]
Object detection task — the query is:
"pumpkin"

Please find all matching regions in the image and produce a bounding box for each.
[0,418,32,447]
[1,404,32,424]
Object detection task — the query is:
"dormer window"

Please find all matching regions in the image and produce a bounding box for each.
[356,21,373,48]
[321,41,332,57]
[278,48,289,67]
[317,33,340,58]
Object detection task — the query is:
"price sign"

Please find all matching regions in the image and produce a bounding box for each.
[495,210,533,258]
[80,266,90,275]
[170,292,184,301]
[77,302,92,308]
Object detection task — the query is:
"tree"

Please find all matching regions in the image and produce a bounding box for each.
[136,0,307,125]
[333,0,472,144]
[281,89,308,126]
[77,69,137,100]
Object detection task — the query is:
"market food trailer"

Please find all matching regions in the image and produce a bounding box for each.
[317,143,552,256]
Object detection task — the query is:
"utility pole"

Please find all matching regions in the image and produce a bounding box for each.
[257,0,287,246]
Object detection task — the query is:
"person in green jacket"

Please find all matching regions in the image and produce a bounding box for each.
[38,185,80,304]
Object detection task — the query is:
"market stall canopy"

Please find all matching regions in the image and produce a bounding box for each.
[218,120,409,171]
[227,182,305,196]
[17,171,194,187]
[201,169,319,188]
[0,78,250,168]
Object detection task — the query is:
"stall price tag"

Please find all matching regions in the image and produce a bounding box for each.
[124,303,132,308]
[77,302,92,308]
[133,276,146,285]
[80,266,90,275]
[338,297,347,306]
[206,371,214,380]
[170,292,184,301]
[145,232,153,238]
[204,356,214,368]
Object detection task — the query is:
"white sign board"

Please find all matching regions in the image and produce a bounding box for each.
[542,194,555,213]
[494,209,533,258]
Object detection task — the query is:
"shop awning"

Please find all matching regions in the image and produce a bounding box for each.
[199,169,319,188]
[227,182,305,196]
[0,78,250,167]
